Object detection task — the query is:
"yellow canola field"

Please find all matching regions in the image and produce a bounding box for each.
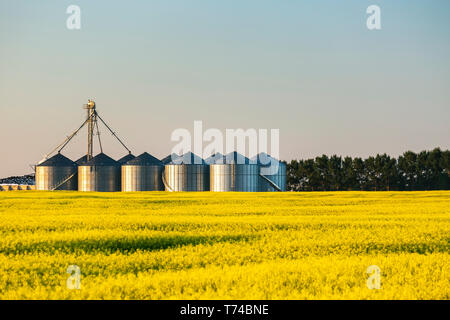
[0,191,448,299]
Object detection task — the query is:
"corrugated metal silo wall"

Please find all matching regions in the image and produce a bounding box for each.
[122,165,164,191]
[164,164,209,191]
[78,166,121,192]
[210,164,259,192]
[259,162,287,191]
[35,166,78,190]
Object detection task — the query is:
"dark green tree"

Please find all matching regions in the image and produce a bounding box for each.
[286,148,449,192]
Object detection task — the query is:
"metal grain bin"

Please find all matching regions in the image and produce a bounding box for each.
[210,152,259,192]
[78,153,121,192]
[252,153,286,192]
[122,152,164,191]
[35,153,78,190]
[163,152,209,191]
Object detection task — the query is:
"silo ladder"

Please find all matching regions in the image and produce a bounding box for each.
[259,174,282,192]
[161,168,174,192]
[51,171,77,191]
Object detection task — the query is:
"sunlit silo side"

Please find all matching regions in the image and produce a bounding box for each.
[78,153,121,192]
[252,153,287,192]
[122,152,164,191]
[210,152,259,192]
[163,152,209,191]
[35,153,78,190]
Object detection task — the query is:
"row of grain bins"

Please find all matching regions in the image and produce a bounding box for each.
[36,151,286,192]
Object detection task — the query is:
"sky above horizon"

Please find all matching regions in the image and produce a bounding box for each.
[1,0,449,176]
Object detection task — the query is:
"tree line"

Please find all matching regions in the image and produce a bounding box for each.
[286,148,450,191]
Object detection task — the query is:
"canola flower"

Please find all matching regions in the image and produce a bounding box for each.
[0,191,448,299]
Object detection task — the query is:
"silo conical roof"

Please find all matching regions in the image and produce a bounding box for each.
[37,153,76,167]
[227,151,252,164]
[205,152,224,165]
[75,155,88,165]
[251,152,281,166]
[117,153,136,164]
[161,153,176,164]
[125,152,162,166]
[210,151,253,164]
[82,153,119,166]
[164,152,205,165]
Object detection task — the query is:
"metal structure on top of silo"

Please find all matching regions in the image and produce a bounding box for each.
[209,151,259,192]
[35,153,78,190]
[162,152,209,191]
[252,153,286,192]
[122,152,164,191]
[35,100,132,191]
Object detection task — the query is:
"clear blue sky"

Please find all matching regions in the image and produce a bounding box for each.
[1,0,449,176]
